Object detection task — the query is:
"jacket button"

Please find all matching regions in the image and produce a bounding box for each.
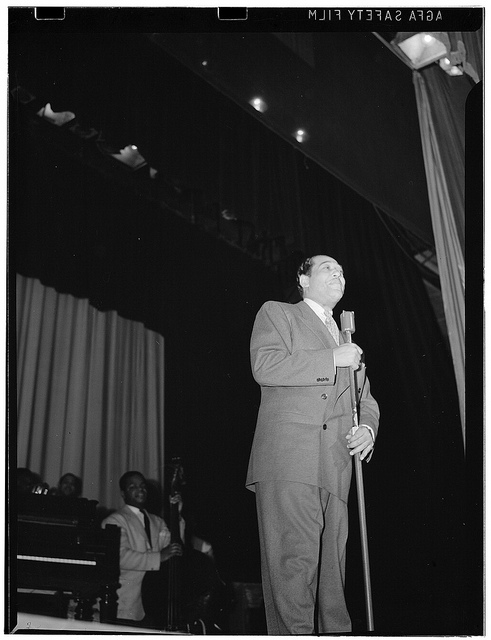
[321,393,328,400]
[322,424,327,430]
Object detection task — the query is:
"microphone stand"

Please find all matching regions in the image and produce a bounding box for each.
[340,310,375,632]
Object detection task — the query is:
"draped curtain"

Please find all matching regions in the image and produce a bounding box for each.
[218,102,304,246]
[16,274,165,511]
[412,59,479,446]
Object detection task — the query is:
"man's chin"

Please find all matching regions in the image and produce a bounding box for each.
[128,499,147,508]
[328,284,343,294]
[330,291,344,302]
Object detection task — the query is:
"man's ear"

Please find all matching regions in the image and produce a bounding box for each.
[120,490,126,501]
[299,274,310,289]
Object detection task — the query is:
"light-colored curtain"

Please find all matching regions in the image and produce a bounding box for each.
[413,70,465,446]
[16,274,165,510]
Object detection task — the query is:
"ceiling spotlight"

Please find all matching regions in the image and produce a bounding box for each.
[249,97,268,113]
[295,129,308,143]
[391,32,448,69]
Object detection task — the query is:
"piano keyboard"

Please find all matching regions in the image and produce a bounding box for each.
[18,555,96,566]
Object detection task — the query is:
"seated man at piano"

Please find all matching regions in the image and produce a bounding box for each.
[101,471,184,625]
[49,472,83,499]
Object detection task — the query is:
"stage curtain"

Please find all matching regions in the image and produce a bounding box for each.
[412,68,470,446]
[16,274,165,511]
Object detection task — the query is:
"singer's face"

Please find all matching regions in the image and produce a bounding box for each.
[304,255,345,308]
[121,473,148,508]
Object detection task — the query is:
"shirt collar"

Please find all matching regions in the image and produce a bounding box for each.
[304,297,332,320]
[127,504,144,516]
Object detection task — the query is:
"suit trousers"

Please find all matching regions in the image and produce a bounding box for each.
[255,481,351,635]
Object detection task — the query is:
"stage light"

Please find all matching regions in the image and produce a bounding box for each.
[110,144,148,171]
[447,66,464,77]
[390,32,470,77]
[438,57,464,76]
[391,32,449,69]
[37,102,76,126]
[249,97,268,113]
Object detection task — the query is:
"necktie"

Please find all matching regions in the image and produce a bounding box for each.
[140,509,152,543]
[324,313,340,346]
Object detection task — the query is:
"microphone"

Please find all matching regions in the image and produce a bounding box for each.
[341,310,365,366]
[340,310,355,336]
[340,309,374,631]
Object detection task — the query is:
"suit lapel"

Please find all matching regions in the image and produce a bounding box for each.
[123,505,150,548]
[296,302,351,401]
[297,301,342,348]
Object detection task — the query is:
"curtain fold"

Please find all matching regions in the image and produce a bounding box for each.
[218,102,303,245]
[412,69,465,445]
[16,274,165,511]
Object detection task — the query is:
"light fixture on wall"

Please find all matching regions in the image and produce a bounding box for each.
[391,32,463,77]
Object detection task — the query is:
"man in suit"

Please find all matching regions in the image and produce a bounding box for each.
[101,471,184,624]
[246,254,380,635]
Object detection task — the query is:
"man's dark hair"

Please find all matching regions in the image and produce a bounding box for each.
[119,470,145,491]
[296,256,315,296]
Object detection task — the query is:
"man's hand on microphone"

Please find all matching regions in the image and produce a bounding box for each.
[333,343,363,369]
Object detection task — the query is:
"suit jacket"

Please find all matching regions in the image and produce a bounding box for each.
[246,300,379,502]
[102,505,179,621]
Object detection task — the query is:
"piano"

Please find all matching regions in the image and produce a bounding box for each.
[16,495,120,622]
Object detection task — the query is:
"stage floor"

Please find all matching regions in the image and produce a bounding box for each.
[14,612,188,634]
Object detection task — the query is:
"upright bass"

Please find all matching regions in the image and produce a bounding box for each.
[141,458,230,633]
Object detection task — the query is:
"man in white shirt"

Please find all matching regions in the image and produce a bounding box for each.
[101,471,184,623]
